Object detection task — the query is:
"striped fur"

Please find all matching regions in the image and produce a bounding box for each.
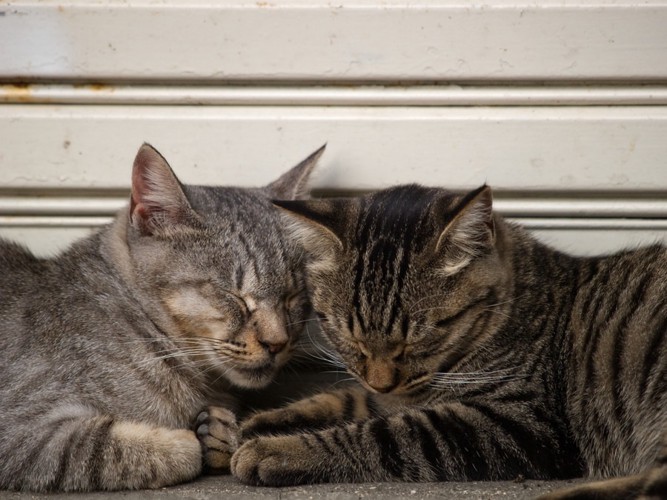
[231,184,666,499]
[0,144,321,492]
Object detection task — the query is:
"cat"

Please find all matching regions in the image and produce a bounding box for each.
[0,142,323,492]
[231,184,666,499]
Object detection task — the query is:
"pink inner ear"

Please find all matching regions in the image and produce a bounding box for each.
[130,201,152,233]
[129,193,138,218]
[130,152,160,230]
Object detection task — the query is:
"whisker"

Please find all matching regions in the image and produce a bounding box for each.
[287,317,321,328]
[303,324,347,368]
[330,377,357,388]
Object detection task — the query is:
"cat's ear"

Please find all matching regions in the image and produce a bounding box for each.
[272,198,347,255]
[434,185,495,276]
[264,144,326,200]
[129,143,199,236]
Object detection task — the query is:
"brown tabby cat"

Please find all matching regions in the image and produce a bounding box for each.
[0,143,322,492]
[231,184,666,499]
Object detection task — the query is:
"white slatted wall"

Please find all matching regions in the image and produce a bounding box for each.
[1,0,666,257]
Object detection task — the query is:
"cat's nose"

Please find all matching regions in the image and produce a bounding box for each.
[365,360,398,393]
[366,380,398,394]
[260,340,287,355]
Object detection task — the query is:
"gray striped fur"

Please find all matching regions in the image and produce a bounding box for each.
[0,144,321,492]
[232,184,666,499]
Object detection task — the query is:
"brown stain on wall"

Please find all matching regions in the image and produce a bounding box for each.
[73,83,113,92]
[0,83,115,104]
[0,83,35,103]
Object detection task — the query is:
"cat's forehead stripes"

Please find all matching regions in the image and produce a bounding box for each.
[350,185,448,339]
[183,185,297,300]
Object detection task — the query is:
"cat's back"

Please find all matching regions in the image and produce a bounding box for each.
[0,238,44,276]
[0,238,47,307]
[0,234,121,352]
[564,242,667,476]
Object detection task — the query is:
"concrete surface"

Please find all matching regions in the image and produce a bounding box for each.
[1,475,584,499]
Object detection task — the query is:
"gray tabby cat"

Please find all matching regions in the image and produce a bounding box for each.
[0,143,321,492]
[232,184,666,499]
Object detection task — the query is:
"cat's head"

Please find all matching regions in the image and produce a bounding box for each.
[273,184,511,397]
[124,143,323,389]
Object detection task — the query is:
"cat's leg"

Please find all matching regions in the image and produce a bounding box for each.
[232,399,568,486]
[537,474,646,500]
[537,468,666,500]
[641,458,667,499]
[2,411,201,492]
[241,385,376,440]
[538,434,667,500]
[195,406,239,474]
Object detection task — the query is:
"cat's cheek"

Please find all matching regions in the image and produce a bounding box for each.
[231,436,319,486]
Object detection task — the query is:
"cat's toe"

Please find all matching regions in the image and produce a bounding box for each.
[231,436,314,486]
[195,406,239,474]
[230,438,267,485]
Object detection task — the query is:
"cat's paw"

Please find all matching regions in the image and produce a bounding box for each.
[194,406,239,474]
[240,403,333,441]
[240,407,300,441]
[231,435,315,486]
[108,421,203,489]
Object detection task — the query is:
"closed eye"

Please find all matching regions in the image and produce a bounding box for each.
[222,289,250,316]
[392,347,406,362]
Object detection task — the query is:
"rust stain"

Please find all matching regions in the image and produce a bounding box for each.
[1,82,116,104]
[89,83,113,92]
[73,82,114,93]
[0,83,35,103]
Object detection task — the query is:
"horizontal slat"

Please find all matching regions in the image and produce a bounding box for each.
[2,1,667,82]
[0,197,125,215]
[3,84,667,106]
[1,105,666,191]
[529,229,667,256]
[514,218,667,230]
[0,216,112,227]
[3,195,667,220]
[4,214,667,231]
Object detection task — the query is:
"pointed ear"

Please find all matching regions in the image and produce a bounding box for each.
[264,144,326,200]
[129,143,199,236]
[434,185,495,276]
[272,198,347,258]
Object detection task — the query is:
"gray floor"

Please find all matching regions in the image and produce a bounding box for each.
[1,475,583,499]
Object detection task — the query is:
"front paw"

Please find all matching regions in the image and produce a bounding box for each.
[240,408,293,441]
[231,435,317,486]
[241,405,332,441]
[194,406,239,474]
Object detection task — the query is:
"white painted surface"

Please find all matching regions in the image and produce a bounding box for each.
[1,1,667,81]
[1,105,666,191]
[0,0,666,256]
[5,84,667,107]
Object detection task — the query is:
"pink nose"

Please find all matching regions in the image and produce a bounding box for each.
[261,340,287,355]
[366,380,398,394]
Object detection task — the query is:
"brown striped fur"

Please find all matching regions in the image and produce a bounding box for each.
[231,184,666,499]
[0,144,322,492]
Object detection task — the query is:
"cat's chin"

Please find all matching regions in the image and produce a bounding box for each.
[223,364,278,390]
